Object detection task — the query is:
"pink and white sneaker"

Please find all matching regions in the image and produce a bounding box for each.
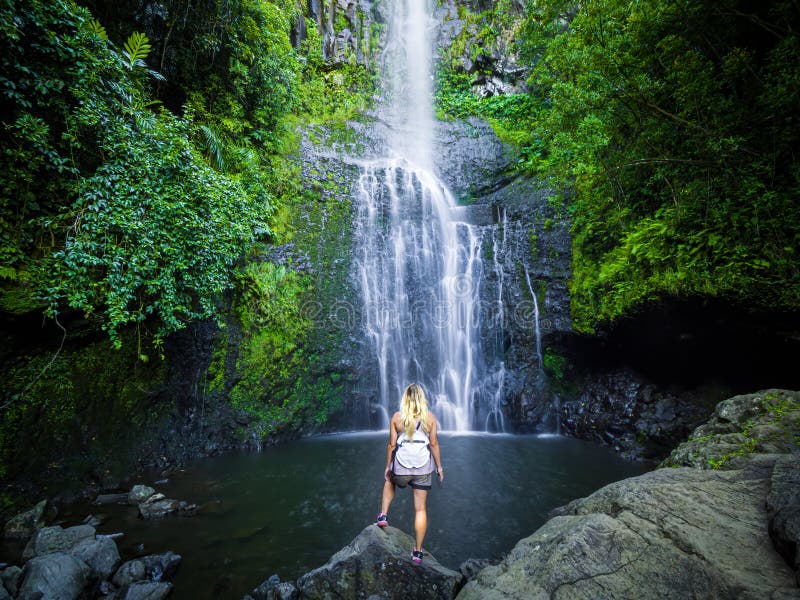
[412,549,423,564]
[375,513,388,527]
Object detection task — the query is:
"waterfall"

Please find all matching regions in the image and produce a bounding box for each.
[485,208,507,433]
[523,266,543,370]
[353,0,492,430]
[524,264,561,434]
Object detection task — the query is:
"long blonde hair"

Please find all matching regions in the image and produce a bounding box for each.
[400,383,430,440]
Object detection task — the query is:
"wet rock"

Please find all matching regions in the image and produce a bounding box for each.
[140,552,181,582]
[4,500,54,540]
[457,558,494,583]
[559,370,719,460]
[138,496,197,519]
[69,536,121,581]
[119,580,172,600]
[0,582,9,600]
[22,525,96,560]
[245,573,298,600]
[112,560,146,588]
[128,485,156,505]
[18,552,89,600]
[458,458,798,599]
[296,525,462,599]
[0,565,22,596]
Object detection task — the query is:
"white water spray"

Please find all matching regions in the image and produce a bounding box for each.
[354,0,492,430]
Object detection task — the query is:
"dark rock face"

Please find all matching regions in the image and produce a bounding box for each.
[296,525,463,599]
[18,552,90,600]
[556,369,721,459]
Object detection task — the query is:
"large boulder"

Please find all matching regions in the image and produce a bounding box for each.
[17,552,89,600]
[4,500,55,540]
[296,525,463,599]
[458,455,799,599]
[68,536,121,581]
[22,525,96,560]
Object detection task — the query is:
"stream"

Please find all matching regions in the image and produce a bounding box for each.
[45,433,651,598]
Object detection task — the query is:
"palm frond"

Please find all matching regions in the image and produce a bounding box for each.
[199,125,226,171]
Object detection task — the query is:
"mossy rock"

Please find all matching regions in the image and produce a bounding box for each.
[662,389,799,470]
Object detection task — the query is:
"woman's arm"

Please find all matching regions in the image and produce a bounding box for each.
[428,414,444,481]
[384,413,399,481]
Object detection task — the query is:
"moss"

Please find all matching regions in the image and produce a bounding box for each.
[0,330,167,505]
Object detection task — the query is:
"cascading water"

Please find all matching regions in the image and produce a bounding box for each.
[353,0,495,431]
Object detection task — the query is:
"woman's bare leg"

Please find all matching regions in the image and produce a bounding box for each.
[412,488,428,550]
[380,480,395,515]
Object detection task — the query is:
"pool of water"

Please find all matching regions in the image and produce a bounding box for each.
[40,433,651,598]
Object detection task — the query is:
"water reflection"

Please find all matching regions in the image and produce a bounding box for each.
[54,434,651,599]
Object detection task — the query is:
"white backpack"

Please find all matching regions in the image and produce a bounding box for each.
[395,421,431,468]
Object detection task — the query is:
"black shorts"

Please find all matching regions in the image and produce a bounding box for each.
[391,472,432,490]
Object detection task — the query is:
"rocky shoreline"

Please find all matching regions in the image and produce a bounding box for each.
[244,389,798,600]
[3,389,797,599]
[1,485,195,599]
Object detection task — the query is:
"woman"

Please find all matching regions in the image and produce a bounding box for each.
[375,383,444,565]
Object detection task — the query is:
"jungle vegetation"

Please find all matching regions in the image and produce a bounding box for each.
[436,0,800,332]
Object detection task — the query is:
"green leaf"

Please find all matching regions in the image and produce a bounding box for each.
[122,31,151,71]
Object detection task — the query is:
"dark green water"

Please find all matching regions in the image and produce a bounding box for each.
[54,433,650,598]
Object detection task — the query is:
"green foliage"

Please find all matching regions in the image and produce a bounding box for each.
[0,331,166,496]
[226,260,345,433]
[542,346,567,380]
[121,31,151,70]
[0,0,268,346]
[434,2,538,149]
[295,19,379,123]
[519,0,800,331]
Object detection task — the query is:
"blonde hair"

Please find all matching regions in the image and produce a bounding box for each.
[400,383,430,440]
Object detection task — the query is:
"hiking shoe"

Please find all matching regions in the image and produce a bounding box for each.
[376,513,388,527]
[412,549,423,564]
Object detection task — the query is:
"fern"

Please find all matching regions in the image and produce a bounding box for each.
[122,32,151,71]
[87,19,107,41]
